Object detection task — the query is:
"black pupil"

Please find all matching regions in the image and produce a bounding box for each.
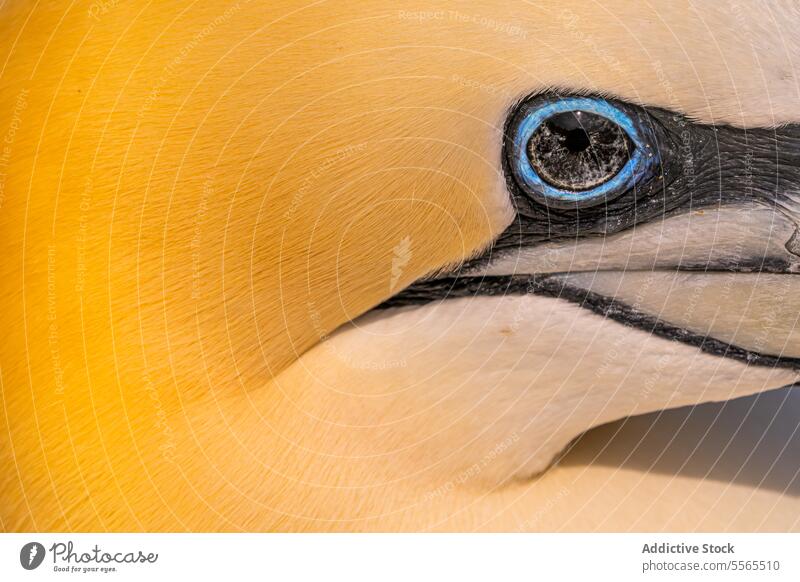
[527,110,633,191]
[563,126,591,152]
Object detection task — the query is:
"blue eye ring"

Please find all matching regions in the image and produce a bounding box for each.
[507,96,659,208]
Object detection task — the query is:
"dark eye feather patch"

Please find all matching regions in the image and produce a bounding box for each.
[492,92,800,250]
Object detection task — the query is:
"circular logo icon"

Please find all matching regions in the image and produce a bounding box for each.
[19,542,46,570]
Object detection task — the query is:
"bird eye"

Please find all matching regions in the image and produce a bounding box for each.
[505,96,659,208]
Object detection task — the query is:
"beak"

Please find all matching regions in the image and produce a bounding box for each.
[382,199,800,366]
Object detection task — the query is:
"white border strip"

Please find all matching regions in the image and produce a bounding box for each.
[1,533,798,581]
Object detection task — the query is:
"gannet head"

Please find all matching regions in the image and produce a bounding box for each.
[2,0,798,531]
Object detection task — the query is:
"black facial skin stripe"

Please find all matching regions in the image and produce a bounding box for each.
[375,92,800,368]
[494,91,800,253]
[377,275,800,371]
